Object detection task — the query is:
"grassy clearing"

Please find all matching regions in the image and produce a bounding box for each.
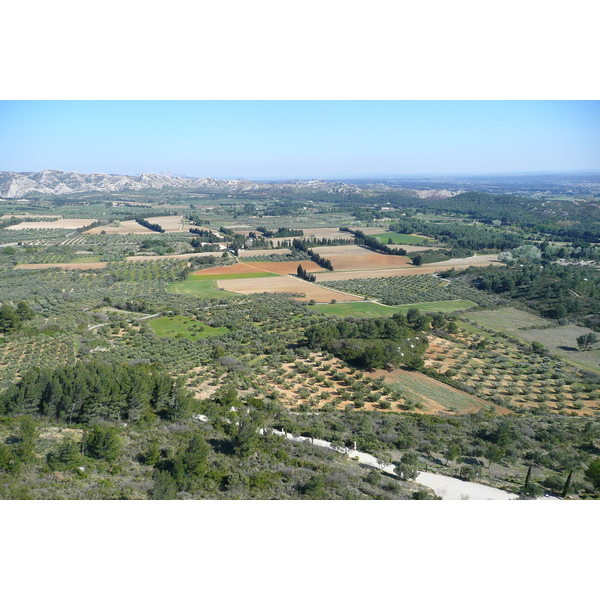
[188,272,280,281]
[516,326,600,374]
[370,232,432,245]
[308,302,402,318]
[309,299,476,318]
[378,369,487,413]
[148,315,228,339]
[467,307,552,332]
[466,308,600,374]
[394,300,477,313]
[167,278,240,299]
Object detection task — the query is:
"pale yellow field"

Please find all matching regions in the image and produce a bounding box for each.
[7,219,95,230]
[125,252,223,262]
[84,220,154,234]
[426,254,500,267]
[316,266,461,281]
[146,215,190,233]
[14,262,107,270]
[239,248,291,257]
[217,275,363,303]
[296,227,355,239]
[1,214,60,220]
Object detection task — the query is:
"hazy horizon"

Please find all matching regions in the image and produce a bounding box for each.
[1,101,598,180]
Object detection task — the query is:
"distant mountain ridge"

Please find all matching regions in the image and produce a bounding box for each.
[0,169,369,199]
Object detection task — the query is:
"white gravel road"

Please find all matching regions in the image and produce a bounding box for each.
[264,428,518,500]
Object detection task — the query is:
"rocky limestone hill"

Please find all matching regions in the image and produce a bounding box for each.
[0,170,370,199]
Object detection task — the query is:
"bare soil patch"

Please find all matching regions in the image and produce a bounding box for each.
[298,227,356,239]
[193,263,264,276]
[146,215,189,233]
[312,246,412,271]
[426,254,500,267]
[84,220,154,235]
[126,252,223,262]
[14,262,107,270]
[316,266,456,281]
[7,218,95,230]
[218,275,363,302]
[245,260,325,275]
[239,248,292,257]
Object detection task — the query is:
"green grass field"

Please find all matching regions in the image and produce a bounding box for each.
[382,370,487,412]
[370,232,432,245]
[188,272,279,281]
[463,308,600,374]
[167,278,240,299]
[310,300,476,317]
[148,315,229,339]
[466,307,552,332]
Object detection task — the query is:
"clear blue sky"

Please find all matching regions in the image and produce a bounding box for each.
[1,101,598,179]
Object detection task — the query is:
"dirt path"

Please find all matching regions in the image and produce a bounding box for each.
[258,427,518,500]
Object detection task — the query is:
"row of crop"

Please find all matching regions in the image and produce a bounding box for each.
[0,334,77,389]
[321,274,499,308]
[424,328,599,413]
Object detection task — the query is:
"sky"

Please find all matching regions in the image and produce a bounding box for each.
[1,100,598,180]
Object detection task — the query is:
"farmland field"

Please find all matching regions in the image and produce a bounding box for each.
[126,252,222,262]
[466,307,552,332]
[217,275,364,303]
[309,299,477,317]
[316,266,458,281]
[84,220,155,235]
[370,232,432,245]
[16,254,103,265]
[426,254,500,267]
[239,248,291,257]
[367,368,497,415]
[298,227,355,239]
[192,263,268,276]
[194,261,324,276]
[146,215,189,232]
[190,271,279,280]
[311,246,412,271]
[7,218,96,230]
[516,326,600,374]
[167,278,240,299]
[14,262,108,270]
[148,315,228,339]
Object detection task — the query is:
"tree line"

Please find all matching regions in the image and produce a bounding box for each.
[136,218,165,233]
[0,361,196,424]
[292,239,333,270]
[340,227,407,256]
[0,301,35,334]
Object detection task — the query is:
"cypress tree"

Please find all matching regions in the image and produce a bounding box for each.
[562,470,573,497]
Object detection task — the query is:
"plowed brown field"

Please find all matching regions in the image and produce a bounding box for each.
[312,246,411,270]
[193,263,265,276]
[246,261,324,275]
